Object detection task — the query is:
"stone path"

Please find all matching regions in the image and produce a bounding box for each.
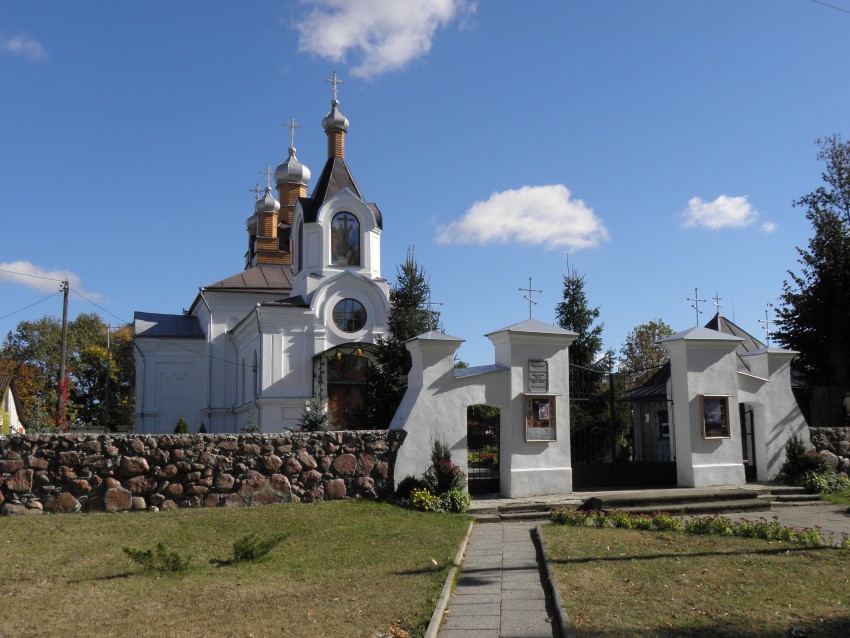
[437,521,559,638]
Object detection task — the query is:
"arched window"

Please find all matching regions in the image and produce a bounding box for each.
[252,350,258,398]
[331,212,360,267]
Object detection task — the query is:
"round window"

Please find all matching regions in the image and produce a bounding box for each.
[332,299,367,333]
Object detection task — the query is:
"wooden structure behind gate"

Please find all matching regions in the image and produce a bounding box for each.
[569,364,677,489]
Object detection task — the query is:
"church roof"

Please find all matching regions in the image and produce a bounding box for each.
[298,157,383,229]
[262,295,310,308]
[134,312,204,338]
[203,266,294,292]
[486,318,577,338]
[704,313,766,374]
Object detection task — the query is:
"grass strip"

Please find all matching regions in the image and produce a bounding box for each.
[0,500,470,638]
[541,524,850,637]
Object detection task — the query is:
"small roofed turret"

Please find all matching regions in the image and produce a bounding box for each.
[255,185,280,215]
[323,71,348,159]
[275,145,311,188]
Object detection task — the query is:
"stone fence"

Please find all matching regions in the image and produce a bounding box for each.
[0,430,405,515]
[809,427,850,474]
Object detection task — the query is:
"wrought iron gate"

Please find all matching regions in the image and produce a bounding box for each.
[569,364,676,489]
[467,407,500,494]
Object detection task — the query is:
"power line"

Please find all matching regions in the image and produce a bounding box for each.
[0,267,66,283]
[810,0,850,15]
[0,291,63,322]
[69,288,130,326]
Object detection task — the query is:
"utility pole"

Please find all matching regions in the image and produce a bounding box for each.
[56,279,69,431]
[103,323,110,431]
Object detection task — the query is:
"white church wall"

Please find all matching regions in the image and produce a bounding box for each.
[486,327,575,498]
[134,339,206,434]
[392,321,576,499]
[738,349,810,480]
[663,330,746,487]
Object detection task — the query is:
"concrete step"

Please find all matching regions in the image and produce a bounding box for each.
[613,497,771,516]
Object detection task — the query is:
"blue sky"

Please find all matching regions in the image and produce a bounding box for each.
[1,0,848,366]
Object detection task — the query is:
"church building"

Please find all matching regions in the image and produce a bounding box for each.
[134,77,389,434]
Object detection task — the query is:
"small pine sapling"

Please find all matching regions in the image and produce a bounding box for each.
[123,543,192,573]
[210,532,289,566]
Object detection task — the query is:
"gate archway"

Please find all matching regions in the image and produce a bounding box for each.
[569,364,677,489]
[466,404,500,494]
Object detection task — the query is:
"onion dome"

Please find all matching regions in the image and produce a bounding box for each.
[255,186,280,215]
[322,99,349,133]
[245,213,257,232]
[275,146,311,187]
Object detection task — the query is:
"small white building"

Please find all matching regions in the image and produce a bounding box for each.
[134,84,389,434]
[0,376,25,435]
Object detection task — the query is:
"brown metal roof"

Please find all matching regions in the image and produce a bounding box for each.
[204,266,294,292]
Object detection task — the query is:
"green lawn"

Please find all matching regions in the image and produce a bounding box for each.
[541,525,850,637]
[0,501,470,638]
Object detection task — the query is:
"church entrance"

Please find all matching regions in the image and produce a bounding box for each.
[739,402,757,481]
[570,364,677,489]
[315,345,373,429]
[467,404,500,494]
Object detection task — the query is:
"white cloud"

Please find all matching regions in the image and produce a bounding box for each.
[681,195,762,230]
[435,185,610,251]
[0,261,102,301]
[295,0,474,78]
[0,34,47,61]
[760,221,778,233]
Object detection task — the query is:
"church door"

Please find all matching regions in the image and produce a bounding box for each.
[739,402,757,481]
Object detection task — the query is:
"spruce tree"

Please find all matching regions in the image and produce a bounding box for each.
[356,252,437,428]
[555,267,607,369]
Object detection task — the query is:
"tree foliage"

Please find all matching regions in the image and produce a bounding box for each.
[619,319,674,377]
[0,313,134,430]
[555,267,607,369]
[355,254,438,428]
[775,135,850,402]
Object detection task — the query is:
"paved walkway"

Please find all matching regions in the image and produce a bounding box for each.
[438,521,558,638]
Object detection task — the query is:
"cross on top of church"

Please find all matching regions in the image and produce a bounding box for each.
[712,293,722,316]
[519,277,542,320]
[688,288,706,326]
[259,163,273,190]
[285,115,302,148]
[758,304,774,347]
[249,183,262,200]
[326,70,344,102]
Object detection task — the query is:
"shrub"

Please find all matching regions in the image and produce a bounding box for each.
[173,416,189,434]
[297,399,332,432]
[123,543,192,573]
[410,488,441,512]
[210,533,288,566]
[394,475,428,501]
[440,487,470,513]
[652,512,682,532]
[631,514,653,530]
[609,511,633,529]
[550,507,590,526]
[684,517,715,535]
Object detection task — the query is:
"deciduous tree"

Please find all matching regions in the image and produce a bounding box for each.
[619,319,674,379]
[775,135,850,424]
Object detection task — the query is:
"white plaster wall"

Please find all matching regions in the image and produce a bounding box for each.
[393,322,576,499]
[738,349,811,479]
[134,338,206,434]
[664,333,746,487]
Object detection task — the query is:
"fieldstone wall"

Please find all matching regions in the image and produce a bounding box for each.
[0,430,406,515]
[809,427,850,474]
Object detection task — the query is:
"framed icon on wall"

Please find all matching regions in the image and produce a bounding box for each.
[701,395,731,439]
